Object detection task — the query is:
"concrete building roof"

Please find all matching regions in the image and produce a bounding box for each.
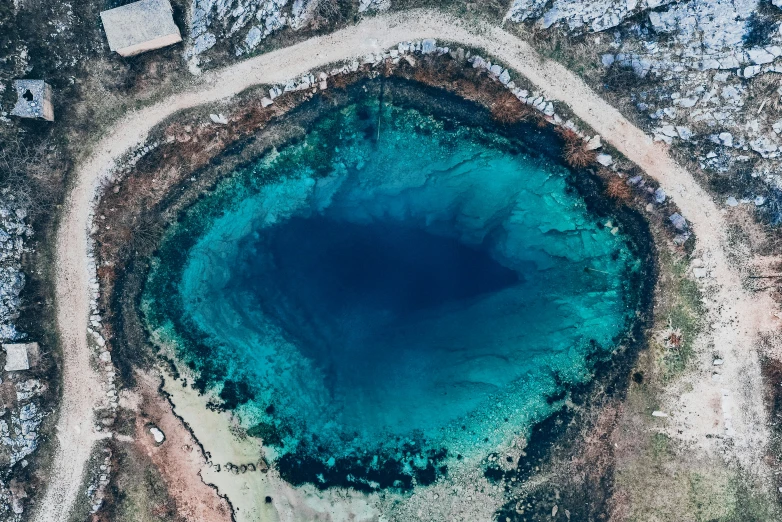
[10,80,54,121]
[3,343,36,372]
[100,0,182,57]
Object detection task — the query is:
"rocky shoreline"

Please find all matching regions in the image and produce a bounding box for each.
[83,44,692,520]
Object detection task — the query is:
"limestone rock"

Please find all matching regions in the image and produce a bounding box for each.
[209,113,228,125]
[669,212,687,231]
[149,426,165,444]
[596,153,613,166]
[585,135,602,150]
[421,39,437,54]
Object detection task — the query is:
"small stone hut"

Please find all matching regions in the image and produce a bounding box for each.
[100,0,182,57]
[10,80,54,122]
[3,343,39,372]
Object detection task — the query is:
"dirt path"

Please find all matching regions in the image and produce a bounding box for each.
[35,8,777,521]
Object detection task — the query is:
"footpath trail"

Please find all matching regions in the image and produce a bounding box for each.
[35,8,775,521]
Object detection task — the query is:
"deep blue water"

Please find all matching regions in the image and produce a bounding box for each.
[260,217,520,315]
[144,89,642,491]
[247,217,521,355]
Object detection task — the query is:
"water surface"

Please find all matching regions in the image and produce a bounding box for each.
[144,85,642,491]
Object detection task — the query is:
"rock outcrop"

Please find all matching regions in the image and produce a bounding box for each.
[509,0,782,221]
[0,200,31,343]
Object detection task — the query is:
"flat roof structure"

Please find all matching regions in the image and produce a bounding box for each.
[100,0,182,57]
[10,80,54,122]
[3,343,37,372]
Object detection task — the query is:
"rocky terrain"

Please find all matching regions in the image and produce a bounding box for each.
[511,0,782,221]
[186,0,393,69]
[2,0,782,520]
[0,142,45,521]
[0,201,30,343]
[0,190,52,520]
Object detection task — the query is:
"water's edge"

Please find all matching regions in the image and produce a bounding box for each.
[101,66,658,520]
[143,77,653,492]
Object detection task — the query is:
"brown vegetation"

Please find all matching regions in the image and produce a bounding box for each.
[312,0,346,22]
[605,176,633,202]
[0,135,65,217]
[665,329,683,349]
[749,73,782,115]
[571,403,621,491]
[557,127,596,168]
[330,70,361,90]
[406,54,531,122]
[490,91,532,125]
[564,140,596,168]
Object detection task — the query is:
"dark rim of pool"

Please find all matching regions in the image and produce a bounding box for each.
[107,70,657,500]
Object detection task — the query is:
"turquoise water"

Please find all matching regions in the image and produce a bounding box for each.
[144,87,642,491]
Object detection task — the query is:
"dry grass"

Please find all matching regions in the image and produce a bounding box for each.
[605,176,633,202]
[490,91,532,125]
[402,56,552,131]
[562,135,596,168]
[556,127,597,167]
[313,0,344,20]
[103,441,179,522]
[330,70,360,89]
[749,72,782,115]
[522,24,603,80]
[0,134,65,218]
[571,403,621,485]
[555,126,578,142]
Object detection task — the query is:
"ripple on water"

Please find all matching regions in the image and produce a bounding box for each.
[143,90,642,492]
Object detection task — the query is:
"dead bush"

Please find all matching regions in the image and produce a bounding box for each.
[0,134,64,217]
[557,128,596,168]
[750,73,782,114]
[412,59,456,88]
[563,139,596,168]
[309,0,350,26]
[96,265,116,288]
[330,71,356,90]
[556,126,580,143]
[490,91,532,125]
[605,176,633,202]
